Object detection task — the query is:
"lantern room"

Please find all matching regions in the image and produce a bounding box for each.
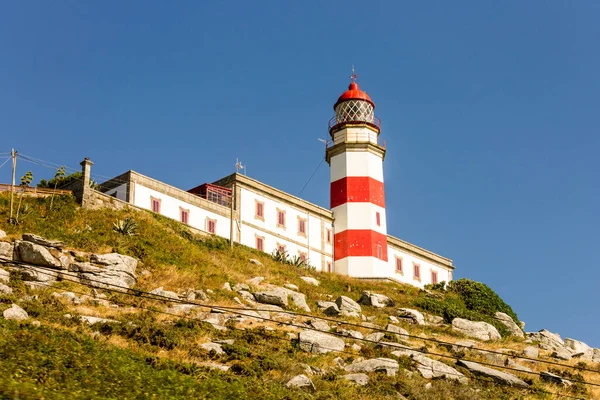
[329,81,380,135]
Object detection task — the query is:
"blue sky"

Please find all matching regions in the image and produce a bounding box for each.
[1,1,599,346]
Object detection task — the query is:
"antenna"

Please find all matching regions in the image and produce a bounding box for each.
[350,65,357,82]
[318,138,328,150]
[235,158,244,174]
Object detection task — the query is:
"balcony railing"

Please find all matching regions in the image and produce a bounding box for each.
[328,115,381,131]
[325,131,386,149]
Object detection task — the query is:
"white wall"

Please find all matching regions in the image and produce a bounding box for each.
[387,243,452,288]
[330,150,384,182]
[106,183,128,202]
[133,183,230,238]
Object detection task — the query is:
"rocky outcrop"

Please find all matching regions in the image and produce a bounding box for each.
[298,330,345,354]
[3,304,28,320]
[285,374,315,391]
[413,354,467,383]
[69,253,138,292]
[494,312,524,338]
[359,291,393,308]
[0,283,12,295]
[451,318,501,341]
[395,308,425,325]
[527,329,564,351]
[22,234,64,249]
[308,319,330,332]
[386,323,409,340]
[335,296,361,317]
[15,240,63,269]
[456,360,529,388]
[564,338,594,360]
[522,346,539,359]
[344,358,399,377]
[0,242,14,259]
[253,286,310,312]
[0,269,9,284]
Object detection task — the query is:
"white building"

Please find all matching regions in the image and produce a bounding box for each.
[98,79,454,288]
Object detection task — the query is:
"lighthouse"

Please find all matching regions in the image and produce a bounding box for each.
[326,77,389,277]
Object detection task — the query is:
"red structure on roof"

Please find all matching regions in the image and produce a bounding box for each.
[188,183,231,207]
[334,82,375,109]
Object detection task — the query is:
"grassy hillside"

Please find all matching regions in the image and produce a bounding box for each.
[0,193,596,399]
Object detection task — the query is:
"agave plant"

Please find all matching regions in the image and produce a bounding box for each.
[271,248,289,263]
[113,217,138,236]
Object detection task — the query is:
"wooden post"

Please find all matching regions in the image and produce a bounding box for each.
[9,149,16,223]
[229,181,235,248]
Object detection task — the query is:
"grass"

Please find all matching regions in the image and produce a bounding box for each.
[0,193,597,399]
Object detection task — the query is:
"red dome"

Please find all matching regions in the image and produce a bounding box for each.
[334,81,375,110]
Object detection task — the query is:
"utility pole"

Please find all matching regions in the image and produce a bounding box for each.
[9,149,16,223]
[229,181,235,249]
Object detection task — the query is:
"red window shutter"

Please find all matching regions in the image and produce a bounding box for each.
[256,237,264,251]
[326,229,331,244]
[414,264,420,279]
[432,271,438,284]
[256,202,263,218]
[396,258,403,273]
[278,211,285,226]
[299,219,305,234]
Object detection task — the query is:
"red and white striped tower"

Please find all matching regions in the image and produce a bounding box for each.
[326,77,390,277]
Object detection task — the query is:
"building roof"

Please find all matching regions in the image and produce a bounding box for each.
[334,81,375,109]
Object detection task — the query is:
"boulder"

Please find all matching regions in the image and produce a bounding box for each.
[451,318,501,341]
[413,354,468,383]
[278,286,311,312]
[233,283,250,292]
[317,300,336,310]
[248,259,263,266]
[386,323,409,340]
[337,328,363,340]
[423,313,444,325]
[522,346,539,359]
[298,330,345,354]
[335,296,361,314]
[593,348,600,363]
[200,342,225,355]
[284,283,299,291]
[3,304,28,320]
[506,359,532,373]
[323,304,341,316]
[494,312,524,338]
[70,256,137,292]
[564,338,594,360]
[451,340,477,353]
[80,316,118,325]
[285,374,315,391]
[527,329,564,351]
[22,233,64,249]
[0,283,12,295]
[198,362,230,372]
[343,373,369,386]
[223,282,232,291]
[308,319,330,332]
[551,348,572,361]
[0,230,6,239]
[359,291,393,308]
[253,288,288,307]
[364,332,385,343]
[15,240,63,269]
[0,242,14,260]
[0,268,9,283]
[344,358,399,377]
[90,253,137,273]
[456,360,529,388]
[19,265,59,283]
[300,276,319,286]
[238,290,255,303]
[395,308,425,325]
[149,287,179,300]
[540,372,573,387]
[247,276,265,286]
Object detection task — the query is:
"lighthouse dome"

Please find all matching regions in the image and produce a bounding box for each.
[330,81,379,132]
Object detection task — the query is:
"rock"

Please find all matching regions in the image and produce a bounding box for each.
[551,348,572,361]
[317,300,336,310]
[19,265,59,282]
[0,283,13,295]
[323,304,341,316]
[527,329,564,351]
[279,287,311,312]
[284,283,299,291]
[456,360,529,388]
[333,357,345,367]
[238,290,255,303]
[386,323,409,340]
[169,304,198,315]
[248,277,265,287]
[285,374,315,391]
[495,312,524,338]
[484,353,506,366]
[69,254,138,292]
[3,304,28,320]
[506,359,532,373]
[223,282,232,291]
[193,289,209,301]
[0,230,6,239]
[564,338,594,360]
[308,319,330,332]
[298,330,345,354]
[359,291,393,308]
[0,269,9,284]
[233,283,250,292]
[452,340,477,353]
[451,318,501,341]
[343,373,369,386]
[149,287,179,300]
[248,259,263,266]
[364,332,385,342]
[522,346,539,359]
[593,348,600,363]
[300,276,319,286]
[423,313,444,325]
[0,242,14,260]
[303,365,324,376]
[31,320,41,327]
[344,358,399,377]
[388,315,399,323]
[540,371,573,387]
[198,362,230,372]
[200,342,224,355]
[338,328,363,340]
[413,354,468,382]
[424,382,432,390]
[335,296,361,314]
[54,291,82,304]
[351,343,361,352]
[22,233,64,249]
[15,240,63,269]
[80,316,118,325]
[395,308,425,325]
[253,288,288,307]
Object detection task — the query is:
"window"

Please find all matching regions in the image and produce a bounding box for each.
[255,201,264,220]
[376,212,381,226]
[376,243,383,259]
[413,263,421,281]
[431,271,438,285]
[299,251,307,262]
[207,218,216,234]
[298,217,306,236]
[327,262,332,273]
[151,197,161,213]
[326,229,332,244]
[395,257,403,274]
[180,208,189,224]
[277,209,286,228]
[256,236,264,252]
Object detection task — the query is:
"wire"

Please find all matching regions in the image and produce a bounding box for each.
[3,257,599,386]
[298,158,325,196]
[17,276,588,400]
[0,157,11,170]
